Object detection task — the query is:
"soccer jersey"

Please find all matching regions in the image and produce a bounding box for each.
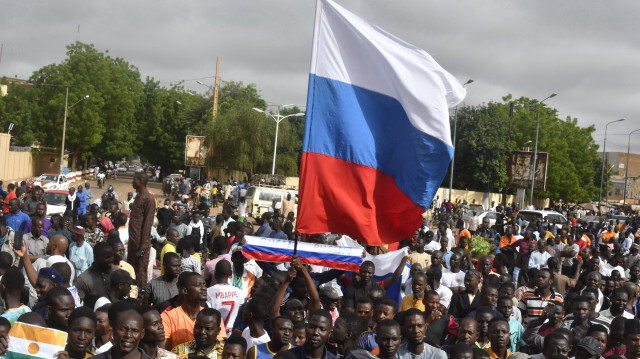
[206,283,246,335]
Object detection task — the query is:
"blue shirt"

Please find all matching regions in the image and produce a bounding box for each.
[508,318,526,353]
[269,231,288,240]
[443,250,454,269]
[6,211,30,231]
[358,328,377,351]
[254,223,272,238]
[69,240,94,276]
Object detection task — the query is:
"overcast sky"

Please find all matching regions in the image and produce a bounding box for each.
[1,0,639,153]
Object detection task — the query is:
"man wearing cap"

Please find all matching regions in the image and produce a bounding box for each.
[30,267,63,318]
[14,234,75,306]
[319,286,341,324]
[94,269,137,310]
[574,336,602,359]
[69,225,94,276]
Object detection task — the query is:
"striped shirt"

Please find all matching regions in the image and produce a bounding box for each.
[518,290,564,326]
[562,313,612,332]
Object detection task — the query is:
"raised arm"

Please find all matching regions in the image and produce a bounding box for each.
[14,245,37,286]
[292,255,321,312]
[382,255,409,289]
[269,267,296,324]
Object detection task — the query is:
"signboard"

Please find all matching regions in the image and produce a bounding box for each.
[189,166,200,179]
[185,136,207,167]
[506,151,549,191]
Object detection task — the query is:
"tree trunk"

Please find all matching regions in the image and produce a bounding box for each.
[70,151,78,171]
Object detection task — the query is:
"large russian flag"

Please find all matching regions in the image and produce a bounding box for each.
[297,0,467,245]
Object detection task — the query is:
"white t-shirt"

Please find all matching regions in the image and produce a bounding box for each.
[241,327,270,353]
[435,285,453,308]
[600,263,626,279]
[238,202,247,217]
[441,268,465,289]
[221,218,235,235]
[207,283,246,335]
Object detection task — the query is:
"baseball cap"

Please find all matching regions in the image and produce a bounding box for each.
[110,269,137,286]
[319,286,341,300]
[70,226,86,236]
[38,267,63,285]
[576,336,601,356]
[182,195,189,200]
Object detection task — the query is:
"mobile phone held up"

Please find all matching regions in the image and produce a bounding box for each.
[13,231,24,251]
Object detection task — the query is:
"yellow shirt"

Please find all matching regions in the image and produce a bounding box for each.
[487,347,511,359]
[118,260,138,298]
[400,294,425,311]
[408,252,431,268]
[161,242,177,275]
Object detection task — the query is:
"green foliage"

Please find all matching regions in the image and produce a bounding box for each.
[466,236,492,258]
[449,96,601,203]
[204,82,304,177]
[0,42,207,172]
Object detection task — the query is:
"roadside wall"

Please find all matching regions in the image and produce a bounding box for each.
[0,133,94,185]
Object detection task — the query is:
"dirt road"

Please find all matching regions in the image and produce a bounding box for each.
[79,171,223,217]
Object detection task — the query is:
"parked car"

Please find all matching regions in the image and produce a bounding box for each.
[33,173,70,190]
[518,210,568,229]
[43,189,68,218]
[245,186,298,217]
[477,211,500,227]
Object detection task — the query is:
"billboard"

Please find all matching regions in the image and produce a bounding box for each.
[506,151,549,190]
[185,136,207,167]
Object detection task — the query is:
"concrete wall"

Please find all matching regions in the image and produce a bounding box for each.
[0,133,77,184]
[0,133,38,182]
[207,168,248,184]
[435,186,550,210]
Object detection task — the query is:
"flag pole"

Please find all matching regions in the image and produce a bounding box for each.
[293,232,299,256]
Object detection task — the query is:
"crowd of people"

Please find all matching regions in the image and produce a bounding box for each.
[0,173,639,359]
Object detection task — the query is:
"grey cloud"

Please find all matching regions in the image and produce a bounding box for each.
[1,0,639,152]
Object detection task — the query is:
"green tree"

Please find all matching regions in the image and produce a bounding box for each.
[135,78,202,172]
[449,96,602,203]
[205,81,275,176]
[8,42,144,169]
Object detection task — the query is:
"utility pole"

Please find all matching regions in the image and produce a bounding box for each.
[213,57,220,118]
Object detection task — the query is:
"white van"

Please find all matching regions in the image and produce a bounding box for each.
[518,210,568,230]
[245,186,298,217]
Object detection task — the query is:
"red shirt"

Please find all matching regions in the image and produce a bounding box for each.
[538,322,560,337]
[574,238,588,258]
[3,191,15,213]
[602,343,626,358]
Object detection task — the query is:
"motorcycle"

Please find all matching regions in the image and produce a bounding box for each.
[97,176,105,189]
[106,170,117,180]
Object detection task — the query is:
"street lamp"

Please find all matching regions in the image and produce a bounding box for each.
[529,93,557,207]
[599,118,626,207]
[60,88,89,172]
[252,106,305,175]
[448,79,473,202]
